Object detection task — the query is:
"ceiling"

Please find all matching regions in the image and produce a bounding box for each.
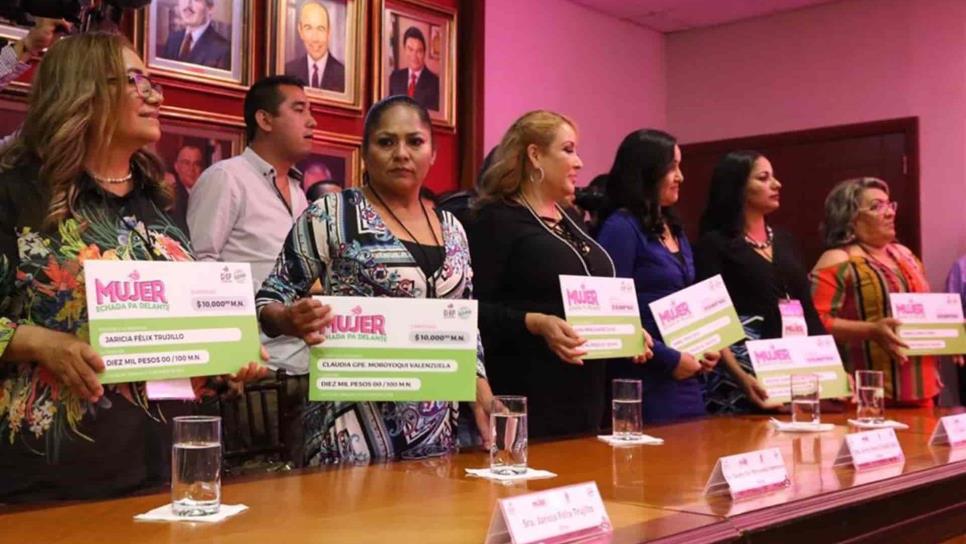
[568,0,841,33]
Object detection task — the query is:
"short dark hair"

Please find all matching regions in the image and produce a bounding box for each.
[362,95,432,156]
[244,75,306,142]
[698,150,764,238]
[601,129,679,238]
[402,27,426,50]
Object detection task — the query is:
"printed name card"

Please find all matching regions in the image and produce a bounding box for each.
[834,428,905,471]
[559,275,644,359]
[703,447,789,500]
[649,275,745,357]
[746,335,850,402]
[85,261,261,384]
[929,413,966,448]
[484,482,613,544]
[890,293,966,356]
[310,296,477,401]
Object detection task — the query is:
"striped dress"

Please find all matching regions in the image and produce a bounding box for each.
[256,188,486,465]
[809,244,939,403]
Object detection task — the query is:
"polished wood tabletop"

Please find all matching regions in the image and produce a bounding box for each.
[2,407,964,543]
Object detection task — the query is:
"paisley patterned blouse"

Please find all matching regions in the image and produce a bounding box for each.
[0,162,198,502]
[256,188,486,466]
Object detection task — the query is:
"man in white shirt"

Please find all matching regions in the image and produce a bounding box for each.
[189,75,315,375]
[188,75,317,464]
[283,0,345,93]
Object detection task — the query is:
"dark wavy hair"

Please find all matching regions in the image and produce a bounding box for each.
[698,150,764,238]
[600,129,679,237]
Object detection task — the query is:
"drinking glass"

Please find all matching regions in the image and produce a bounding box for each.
[612,379,643,439]
[790,374,820,424]
[172,415,222,516]
[490,395,527,475]
[855,370,885,423]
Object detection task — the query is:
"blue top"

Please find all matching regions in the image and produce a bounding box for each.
[596,210,706,424]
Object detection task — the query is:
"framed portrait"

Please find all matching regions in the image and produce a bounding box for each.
[0,96,27,138]
[375,0,457,129]
[269,0,366,110]
[298,131,361,198]
[154,108,245,224]
[139,0,253,88]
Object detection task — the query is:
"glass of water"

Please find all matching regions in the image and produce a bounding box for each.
[172,415,222,516]
[490,395,527,475]
[790,374,820,424]
[855,370,885,423]
[612,379,643,439]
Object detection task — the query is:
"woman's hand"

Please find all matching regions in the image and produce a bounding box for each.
[672,352,702,380]
[260,299,334,344]
[472,377,495,451]
[867,317,909,363]
[739,372,782,410]
[632,329,655,364]
[213,348,272,399]
[525,313,587,365]
[699,351,721,372]
[13,326,105,402]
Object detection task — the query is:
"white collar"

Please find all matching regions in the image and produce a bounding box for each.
[307,52,330,79]
[187,19,212,45]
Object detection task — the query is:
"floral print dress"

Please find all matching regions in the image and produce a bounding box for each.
[256,188,486,466]
[0,162,197,502]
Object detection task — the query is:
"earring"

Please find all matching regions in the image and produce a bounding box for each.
[529,166,545,184]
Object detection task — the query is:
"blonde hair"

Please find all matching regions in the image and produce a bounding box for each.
[474,110,576,209]
[0,32,169,228]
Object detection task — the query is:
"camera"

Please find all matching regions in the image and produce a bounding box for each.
[0,0,151,33]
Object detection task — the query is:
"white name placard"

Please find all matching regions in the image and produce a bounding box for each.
[929,413,966,448]
[834,428,905,471]
[484,482,613,544]
[704,447,790,500]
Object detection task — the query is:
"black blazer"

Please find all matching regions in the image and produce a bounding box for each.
[466,201,615,439]
[388,67,440,110]
[284,54,346,93]
[161,25,230,70]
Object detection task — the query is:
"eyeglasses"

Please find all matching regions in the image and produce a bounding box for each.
[127,72,163,100]
[858,200,898,215]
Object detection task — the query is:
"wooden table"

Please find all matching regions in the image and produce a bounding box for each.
[2,408,964,543]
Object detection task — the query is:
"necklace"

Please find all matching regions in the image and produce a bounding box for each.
[89,170,134,185]
[367,185,444,294]
[744,225,774,250]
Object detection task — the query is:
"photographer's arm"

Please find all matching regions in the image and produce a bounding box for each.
[0,18,69,90]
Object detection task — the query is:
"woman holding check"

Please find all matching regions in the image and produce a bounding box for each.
[811,177,963,406]
[0,34,264,503]
[466,111,653,440]
[596,129,720,424]
[257,96,492,465]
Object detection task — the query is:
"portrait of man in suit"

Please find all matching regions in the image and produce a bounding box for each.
[169,144,206,231]
[284,1,345,93]
[388,26,439,111]
[160,0,231,70]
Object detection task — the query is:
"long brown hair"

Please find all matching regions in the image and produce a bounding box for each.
[0,32,169,228]
[474,110,576,209]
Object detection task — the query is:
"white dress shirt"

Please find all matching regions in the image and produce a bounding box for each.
[188,147,311,374]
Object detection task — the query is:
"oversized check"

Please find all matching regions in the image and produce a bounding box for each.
[85,260,261,384]
[747,335,850,402]
[559,275,645,359]
[890,293,966,356]
[310,296,478,401]
[649,275,745,356]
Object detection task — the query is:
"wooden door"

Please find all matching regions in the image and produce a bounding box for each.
[678,118,920,270]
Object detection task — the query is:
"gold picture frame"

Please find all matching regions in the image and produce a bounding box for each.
[137,0,255,90]
[375,0,457,129]
[298,130,362,194]
[268,0,367,111]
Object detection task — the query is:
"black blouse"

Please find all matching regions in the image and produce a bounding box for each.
[693,228,826,340]
[466,200,614,439]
